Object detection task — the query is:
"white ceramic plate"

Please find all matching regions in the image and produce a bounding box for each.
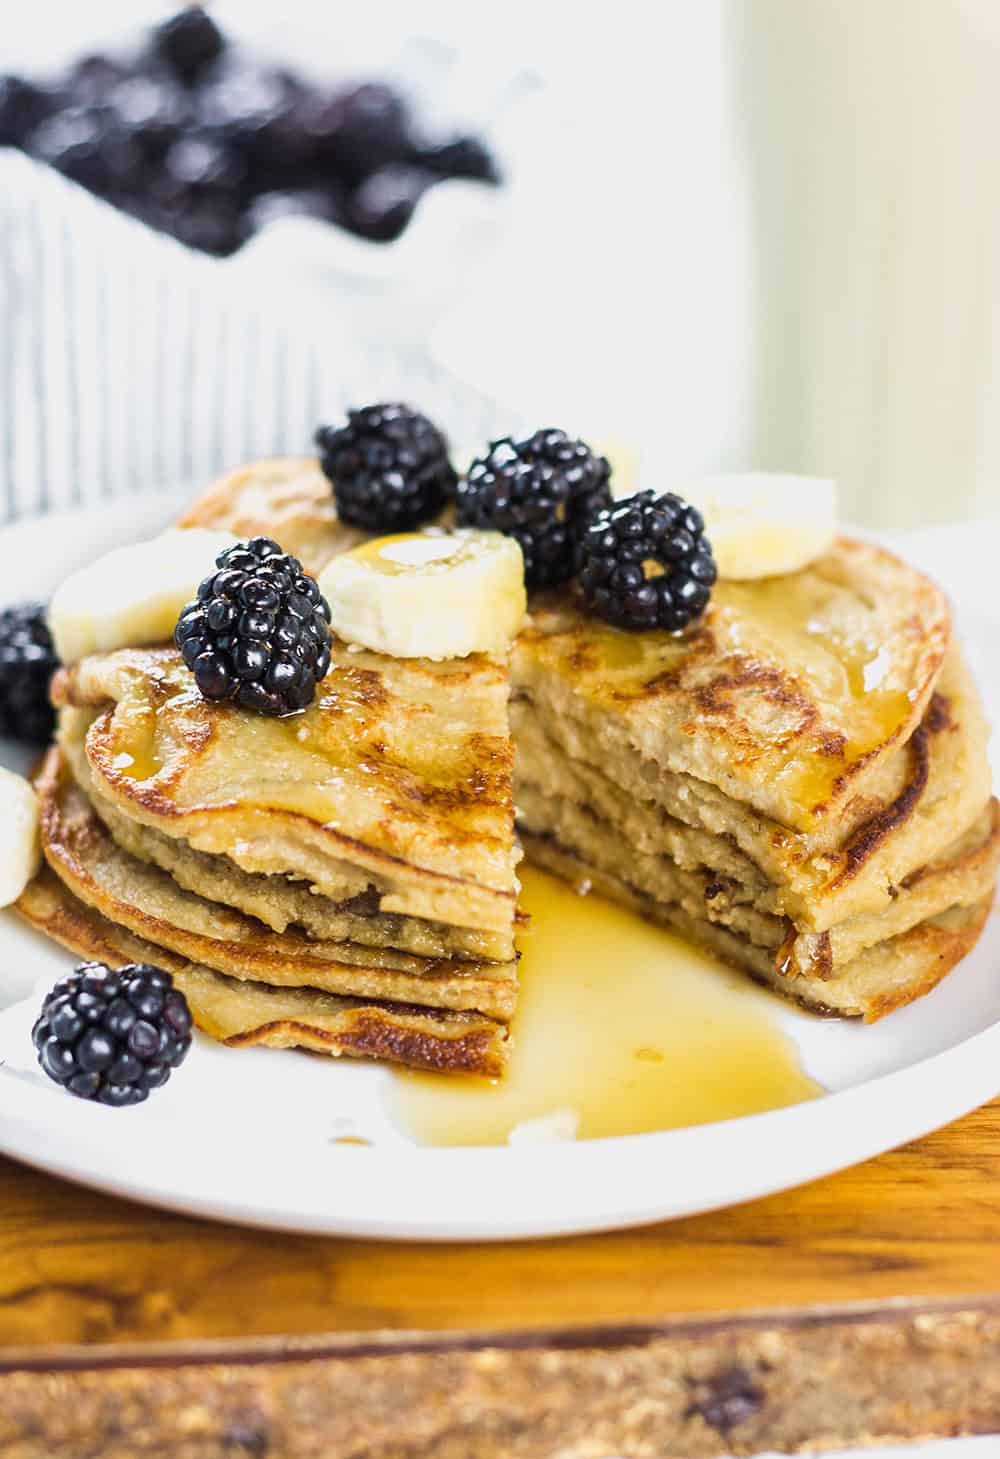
[0,495,997,1241]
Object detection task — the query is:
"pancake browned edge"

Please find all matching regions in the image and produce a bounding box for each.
[52,641,519,943]
[35,745,518,1023]
[520,829,996,1021]
[16,866,509,1077]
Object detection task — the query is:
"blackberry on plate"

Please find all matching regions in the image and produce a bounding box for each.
[0,602,60,745]
[32,961,193,1107]
[316,403,457,532]
[577,490,717,633]
[174,537,332,715]
[456,429,613,590]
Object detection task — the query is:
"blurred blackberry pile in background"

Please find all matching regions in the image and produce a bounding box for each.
[0,5,501,255]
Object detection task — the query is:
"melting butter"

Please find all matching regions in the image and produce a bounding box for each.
[389,867,821,1147]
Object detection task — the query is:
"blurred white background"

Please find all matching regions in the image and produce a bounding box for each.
[5,0,1000,529]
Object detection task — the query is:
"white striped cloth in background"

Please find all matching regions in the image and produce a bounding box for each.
[0,151,517,523]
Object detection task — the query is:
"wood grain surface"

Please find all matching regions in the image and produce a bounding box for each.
[4,1102,1000,1352]
[3,1101,1000,1455]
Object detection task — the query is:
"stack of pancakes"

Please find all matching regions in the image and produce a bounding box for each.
[23,627,520,1076]
[514,579,998,1018]
[18,458,999,1074]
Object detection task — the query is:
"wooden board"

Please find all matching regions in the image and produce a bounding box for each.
[2,1101,1000,1456]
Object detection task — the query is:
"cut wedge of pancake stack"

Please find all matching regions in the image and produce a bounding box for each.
[21,603,521,1076]
[17,457,1000,1079]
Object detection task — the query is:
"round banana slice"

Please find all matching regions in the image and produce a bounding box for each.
[49,527,240,664]
[678,474,838,580]
[318,529,526,660]
[0,768,40,907]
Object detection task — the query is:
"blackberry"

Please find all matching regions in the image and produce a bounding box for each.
[32,961,192,1107]
[577,490,717,632]
[346,165,431,242]
[174,538,332,716]
[27,108,144,197]
[0,602,59,745]
[0,75,60,146]
[419,135,500,184]
[245,188,335,234]
[109,76,190,162]
[151,7,226,86]
[456,429,613,590]
[67,55,130,105]
[316,403,457,532]
[321,83,412,182]
[163,131,247,193]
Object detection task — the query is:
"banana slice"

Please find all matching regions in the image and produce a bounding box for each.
[318,529,526,660]
[677,474,838,580]
[0,768,40,907]
[49,527,240,664]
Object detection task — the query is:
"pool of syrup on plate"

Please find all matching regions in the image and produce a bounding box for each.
[389,866,821,1147]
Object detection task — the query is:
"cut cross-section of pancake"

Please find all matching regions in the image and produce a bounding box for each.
[17,865,509,1076]
[35,746,517,1022]
[515,547,951,836]
[513,612,998,1018]
[52,635,521,947]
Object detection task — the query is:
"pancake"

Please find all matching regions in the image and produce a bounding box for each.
[178,456,363,576]
[35,746,517,1022]
[53,636,520,943]
[513,643,991,932]
[520,830,996,1021]
[514,547,950,836]
[513,645,995,966]
[16,866,509,1076]
[182,459,955,835]
[169,455,996,1023]
[62,709,511,964]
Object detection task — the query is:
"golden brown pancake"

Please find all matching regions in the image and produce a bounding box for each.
[35,747,518,1022]
[22,454,994,1062]
[520,830,995,1021]
[53,637,520,941]
[514,546,950,836]
[513,645,995,968]
[17,866,509,1076]
[174,455,996,1021]
[178,456,363,575]
[62,710,511,964]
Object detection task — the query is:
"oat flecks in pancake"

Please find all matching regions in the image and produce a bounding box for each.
[519,829,995,1023]
[16,865,509,1077]
[515,539,951,834]
[53,634,520,937]
[512,644,994,940]
[61,711,513,963]
[35,747,518,1023]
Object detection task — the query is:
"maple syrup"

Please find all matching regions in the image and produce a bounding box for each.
[389,867,820,1147]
